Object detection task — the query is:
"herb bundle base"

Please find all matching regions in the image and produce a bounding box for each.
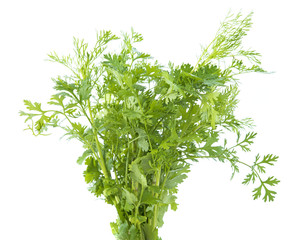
[20,12,279,240]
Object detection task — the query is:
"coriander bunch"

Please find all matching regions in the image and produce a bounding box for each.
[20,12,279,240]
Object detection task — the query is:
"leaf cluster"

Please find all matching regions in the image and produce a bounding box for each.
[20,12,279,240]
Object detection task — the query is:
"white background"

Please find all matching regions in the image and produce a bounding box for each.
[1,0,294,239]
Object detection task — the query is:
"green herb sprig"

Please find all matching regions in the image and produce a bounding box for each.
[20,11,279,240]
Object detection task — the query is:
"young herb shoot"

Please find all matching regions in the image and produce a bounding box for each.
[20,11,279,240]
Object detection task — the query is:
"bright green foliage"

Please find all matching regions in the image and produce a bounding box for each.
[20,12,279,240]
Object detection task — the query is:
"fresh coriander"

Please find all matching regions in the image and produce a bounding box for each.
[20,11,279,240]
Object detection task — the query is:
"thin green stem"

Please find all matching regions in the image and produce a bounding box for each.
[158,167,169,200]
[125,136,130,187]
[135,94,155,162]
[134,185,145,228]
[62,110,101,164]
[236,160,263,183]
[191,37,215,73]
[87,99,110,179]
[152,166,161,229]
